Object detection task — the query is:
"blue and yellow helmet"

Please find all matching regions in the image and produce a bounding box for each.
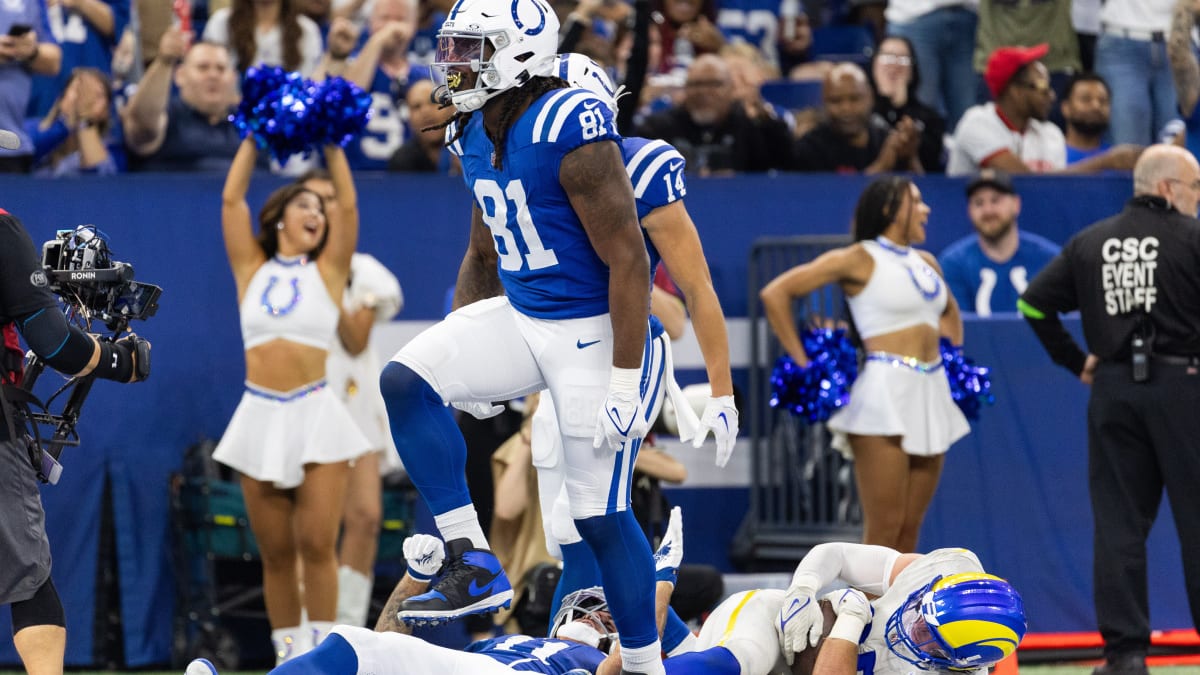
[885,573,1026,671]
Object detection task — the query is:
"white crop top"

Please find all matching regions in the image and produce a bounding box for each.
[240,256,339,350]
[846,238,947,340]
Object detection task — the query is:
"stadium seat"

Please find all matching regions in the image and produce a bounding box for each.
[809,24,876,64]
[761,80,825,111]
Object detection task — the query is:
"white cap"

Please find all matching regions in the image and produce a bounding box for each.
[0,129,20,151]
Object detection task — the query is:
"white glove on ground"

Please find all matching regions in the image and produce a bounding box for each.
[653,506,684,585]
[691,395,739,467]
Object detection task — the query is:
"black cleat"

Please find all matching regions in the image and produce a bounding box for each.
[397,538,513,625]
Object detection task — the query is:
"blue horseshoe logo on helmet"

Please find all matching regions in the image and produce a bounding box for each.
[511,0,546,35]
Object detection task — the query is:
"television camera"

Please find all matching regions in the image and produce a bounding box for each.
[3,225,161,484]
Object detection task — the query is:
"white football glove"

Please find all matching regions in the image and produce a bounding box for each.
[822,588,873,624]
[402,534,446,582]
[593,367,649,454]
[450,400,506,420]
[822,588,874,645]
[776,572,823,665]
[653,506,684,585]
[691,395,739,467]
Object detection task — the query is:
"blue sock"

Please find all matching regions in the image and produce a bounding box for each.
[661,606,691,654]
[269,634,358,675]
[550,540,604,625]
[574,510,659,650]
[379,362,471,514]
[663,646,741,675]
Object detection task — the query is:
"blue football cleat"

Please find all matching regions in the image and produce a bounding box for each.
[397,538,513,624]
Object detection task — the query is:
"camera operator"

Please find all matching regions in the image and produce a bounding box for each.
[0,207,147,675]
[1018,144,1200,675]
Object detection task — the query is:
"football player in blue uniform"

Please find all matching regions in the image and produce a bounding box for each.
[187,535,623,675]
[530,53,739,661]
[376,1,667,672]
[186,514,737,675]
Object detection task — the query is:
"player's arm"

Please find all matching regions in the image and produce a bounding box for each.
[374,575,426,635]
[650,285,687,339]
[644,201,732,396]
[375,535,447,634]
[810,633,859,675]
[451,204,503,310]
[562,140,650,369]
[337,306,376,355]
[760,245,870,366]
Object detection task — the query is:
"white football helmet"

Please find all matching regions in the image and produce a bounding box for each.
[550,587,619,653]
[552,52,621,113]
[434,0,559,112]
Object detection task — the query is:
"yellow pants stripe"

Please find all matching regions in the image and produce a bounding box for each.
[717,590,759,646]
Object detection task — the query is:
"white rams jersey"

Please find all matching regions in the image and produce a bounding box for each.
[857,548,987,675]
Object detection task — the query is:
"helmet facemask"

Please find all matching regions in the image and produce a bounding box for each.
[885,583,957,671]
[885,573,1026,672]
[550,587,619,653]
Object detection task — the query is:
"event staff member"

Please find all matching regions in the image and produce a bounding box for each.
[0,207,148,675]
[1019,144,1200,675]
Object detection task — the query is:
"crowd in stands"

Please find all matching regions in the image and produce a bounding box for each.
[2,0,1200,177]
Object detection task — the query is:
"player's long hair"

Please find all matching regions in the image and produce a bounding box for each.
[427,76,569,170]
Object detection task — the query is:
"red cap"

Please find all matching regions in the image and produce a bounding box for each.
[984,43,1049,100]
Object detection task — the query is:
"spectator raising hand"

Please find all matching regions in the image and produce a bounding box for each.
[676,14,724,54]
[30,67,122,176]
[339,0,424,171]
[316,15,360,77]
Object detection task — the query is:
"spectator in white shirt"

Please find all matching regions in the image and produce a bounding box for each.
[203,0,324,77]
[948,43,1139,176]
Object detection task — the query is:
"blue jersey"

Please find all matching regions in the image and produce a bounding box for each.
[716,0,781,61]
[938,230,1061,316]
[622,136,686,273]
[343,64,431,171]
[1065,142,1109,166]
[448,86,621,319]
[465,635,605,673]
[27,0,129,118]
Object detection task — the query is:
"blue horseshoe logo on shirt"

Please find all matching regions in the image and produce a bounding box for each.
[511,0,546,35]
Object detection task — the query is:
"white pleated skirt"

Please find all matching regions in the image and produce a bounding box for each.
[213,380,373,489]
[828,354,970,460]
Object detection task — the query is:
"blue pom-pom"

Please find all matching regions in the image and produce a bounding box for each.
[312,76,372,148]
[229,67,369,163]
[939,338,995,420]
[769,328,859,423]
